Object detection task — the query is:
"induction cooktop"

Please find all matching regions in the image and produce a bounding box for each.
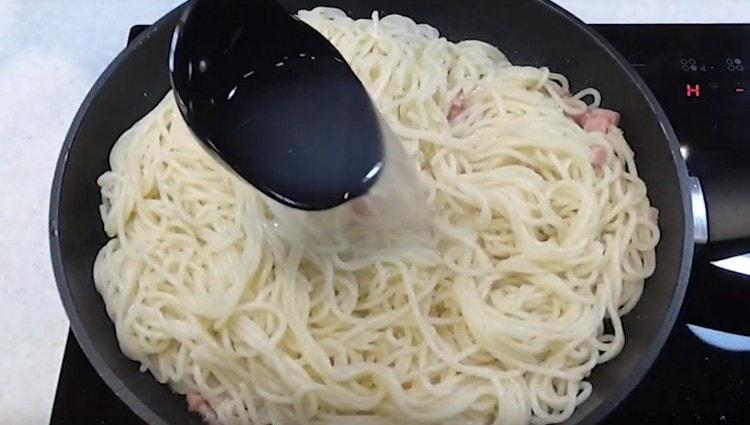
[49,23,750,425]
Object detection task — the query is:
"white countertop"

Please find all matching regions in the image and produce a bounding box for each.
[1,1,748,424]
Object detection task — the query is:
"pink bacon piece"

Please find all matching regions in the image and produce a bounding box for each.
[648,207,659,224]
[351,197,374,216]
[447,89,467,123]
[186,392,220,425]
[590,145,608,167]
[351,195,385,217]
[574,108,621,134]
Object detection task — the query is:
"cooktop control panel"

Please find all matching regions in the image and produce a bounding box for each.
[596,25,750,177]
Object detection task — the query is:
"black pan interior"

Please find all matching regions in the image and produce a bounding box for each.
[50,1,694,424]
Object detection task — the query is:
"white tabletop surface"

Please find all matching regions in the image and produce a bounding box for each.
[1,1,749,424]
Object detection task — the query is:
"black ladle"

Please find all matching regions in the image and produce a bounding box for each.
[169,0,384,210]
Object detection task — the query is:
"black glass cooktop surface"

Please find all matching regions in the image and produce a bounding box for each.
[50,23,750,425]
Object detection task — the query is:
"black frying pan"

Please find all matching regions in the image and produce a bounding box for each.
[50,1,736,424]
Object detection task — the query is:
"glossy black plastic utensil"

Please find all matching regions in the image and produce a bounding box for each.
[169,0,384,210]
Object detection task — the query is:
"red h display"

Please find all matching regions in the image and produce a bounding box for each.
[686,83,701,97]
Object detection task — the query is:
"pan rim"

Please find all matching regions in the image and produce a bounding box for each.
[48,2,695,425]
[48,6,186,425]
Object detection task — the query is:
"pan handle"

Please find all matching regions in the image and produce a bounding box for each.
[686,175,750,340]
[691,172,750,244]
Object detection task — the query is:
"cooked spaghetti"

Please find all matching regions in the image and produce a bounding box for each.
[94,8,659,425]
